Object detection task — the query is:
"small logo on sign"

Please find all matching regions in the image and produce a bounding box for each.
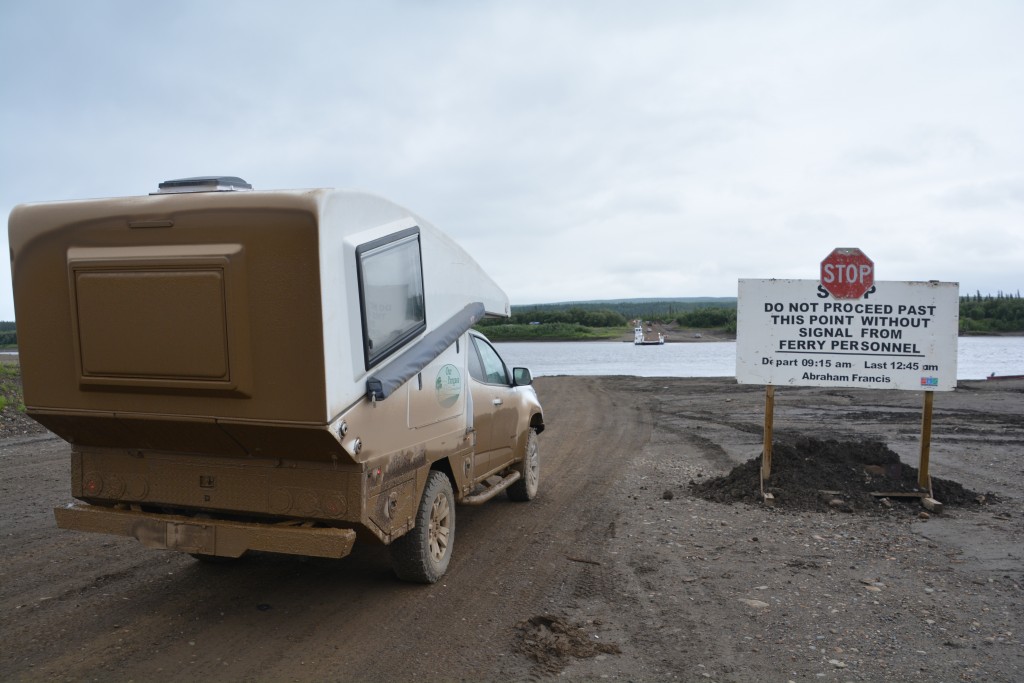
[920,377,939,387]
[435,364,462,408]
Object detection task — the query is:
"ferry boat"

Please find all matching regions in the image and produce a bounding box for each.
[634,321,665,345]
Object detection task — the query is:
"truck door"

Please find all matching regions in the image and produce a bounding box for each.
[467,334,518,475]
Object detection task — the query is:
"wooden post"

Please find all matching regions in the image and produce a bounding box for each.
[919,391,934,492]
[762,385,775,480]
[760,385,776,506]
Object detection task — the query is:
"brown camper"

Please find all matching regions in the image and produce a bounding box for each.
[9,176,544,583]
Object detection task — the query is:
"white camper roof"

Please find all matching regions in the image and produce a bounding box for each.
[312,188,510,415]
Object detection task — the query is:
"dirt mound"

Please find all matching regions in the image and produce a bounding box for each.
[514,615,620,675]
[690,436,990,513]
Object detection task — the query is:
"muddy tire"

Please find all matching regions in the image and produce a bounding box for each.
[507,429,540,502]
[390,470,455,583]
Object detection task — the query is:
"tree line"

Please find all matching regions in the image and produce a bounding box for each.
[476,307,629,328]
[509,298,736,322]
[0,321,15,346]
[959,292,1024,333]
[503,293,1023,335]
[674,307,736,332]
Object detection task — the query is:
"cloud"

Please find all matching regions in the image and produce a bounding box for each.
[2,0,1023,320]
[935,179,1024,210]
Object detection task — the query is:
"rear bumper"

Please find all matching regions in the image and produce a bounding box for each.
[54,503,357,559]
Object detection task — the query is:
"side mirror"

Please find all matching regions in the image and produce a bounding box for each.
[512,367,533,386]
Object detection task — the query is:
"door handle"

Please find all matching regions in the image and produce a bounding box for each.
[492,398,503,406]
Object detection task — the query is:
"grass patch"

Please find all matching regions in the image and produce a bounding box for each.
[0,362,25,413]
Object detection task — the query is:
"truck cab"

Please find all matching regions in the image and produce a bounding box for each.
[8,176,544,582]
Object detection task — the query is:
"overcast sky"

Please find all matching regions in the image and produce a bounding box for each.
[2,0,1021,321]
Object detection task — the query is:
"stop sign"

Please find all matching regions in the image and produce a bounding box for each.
[820,248,874,299]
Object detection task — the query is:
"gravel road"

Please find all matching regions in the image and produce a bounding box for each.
[1,375,1021,682]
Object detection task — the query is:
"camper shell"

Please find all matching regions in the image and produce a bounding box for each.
[9,177,544,582]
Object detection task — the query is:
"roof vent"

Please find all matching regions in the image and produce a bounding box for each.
[153,176,253,194]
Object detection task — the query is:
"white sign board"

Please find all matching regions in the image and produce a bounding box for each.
[736,279,959,391]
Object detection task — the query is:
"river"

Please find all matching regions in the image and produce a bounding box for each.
[495,336,1023,380]
[2,336,1018,381]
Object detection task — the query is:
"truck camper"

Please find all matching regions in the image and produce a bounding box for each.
[9,176,544,583]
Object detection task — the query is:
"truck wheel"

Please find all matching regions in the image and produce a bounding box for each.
[507,429,540,502]
[390,470,455,583]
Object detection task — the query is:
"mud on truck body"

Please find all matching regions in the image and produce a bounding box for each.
[8,176,544,583]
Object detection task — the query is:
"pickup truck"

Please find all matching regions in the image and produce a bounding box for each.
[8,176,544,583]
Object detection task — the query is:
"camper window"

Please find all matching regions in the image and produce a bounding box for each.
[356,228,426,368]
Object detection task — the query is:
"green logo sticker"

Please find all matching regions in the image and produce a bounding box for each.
[435,364,462,408]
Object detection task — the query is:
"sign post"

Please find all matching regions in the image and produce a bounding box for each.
[920,392,935,494]
[760,385,776,506]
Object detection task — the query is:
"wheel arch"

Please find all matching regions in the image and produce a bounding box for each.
[530,412,545,434]
[430,456,457,489]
